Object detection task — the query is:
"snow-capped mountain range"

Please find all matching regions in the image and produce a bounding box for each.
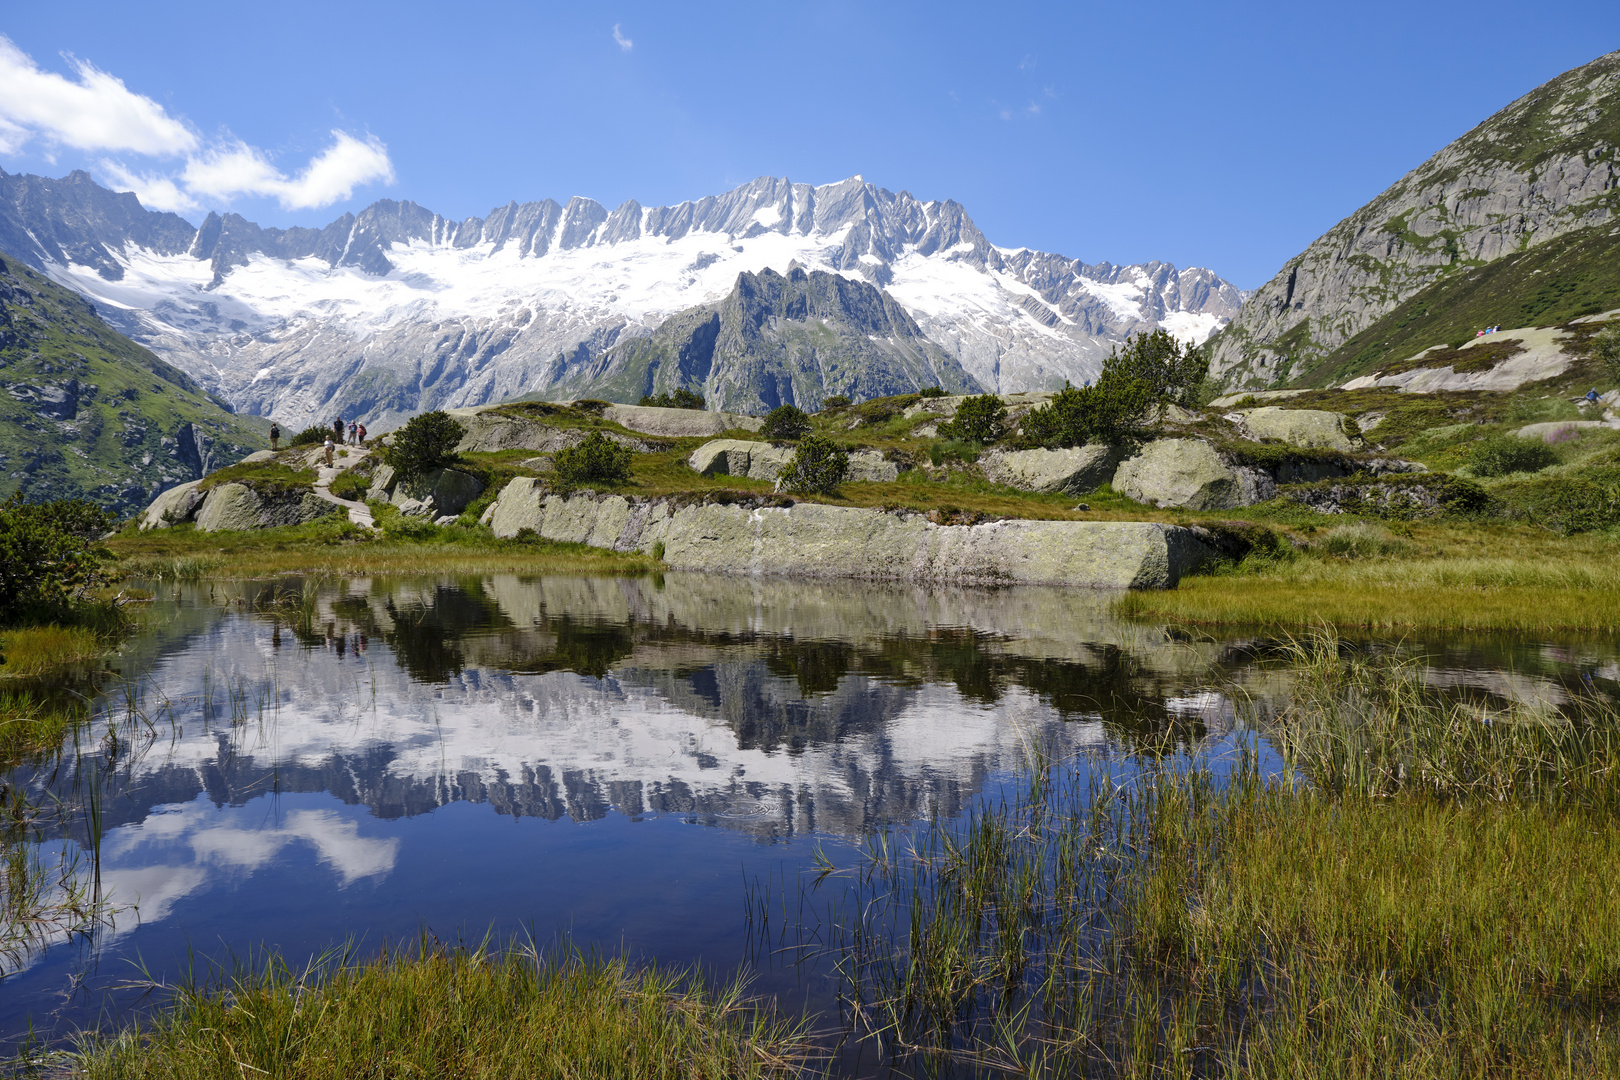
[1,170,1244,428]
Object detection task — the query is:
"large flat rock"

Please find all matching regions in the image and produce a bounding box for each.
[980,446,1119,494]
[1113,438,1267,510]
[603,404,762,438]
[139,480,205,530]
[194,483,336,532]
[479,478,1213,588]
[1236,407,1358,451]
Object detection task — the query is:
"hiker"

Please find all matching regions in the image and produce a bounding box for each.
[357,421,368,446]
[333,416,345,441]
[1587,388,1600,405]
[323,434,334,467]
[269,422,280,450]
[348,420,358,445]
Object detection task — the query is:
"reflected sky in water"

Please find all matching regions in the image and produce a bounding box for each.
[5,573,1619,1048]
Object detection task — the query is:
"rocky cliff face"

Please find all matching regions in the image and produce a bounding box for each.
[0,170,1243,430]
[0,253,262,513]
[1210,49,1620,389]
[555,266,982,411]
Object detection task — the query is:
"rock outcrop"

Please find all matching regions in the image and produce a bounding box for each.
[138,479,205,530]
[1113,440,1269,510]
[601,404,763,438]
[367,465,485,518]
[1209,50,1620,388]
[687,439,898,483]
[980,446,1120,494]
[478,480,1216,588]
[1236,407,1359,451]
[193,483,337,532]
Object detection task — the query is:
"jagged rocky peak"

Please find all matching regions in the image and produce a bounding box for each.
[0,169,1242,429]
[1209,49,1620,389]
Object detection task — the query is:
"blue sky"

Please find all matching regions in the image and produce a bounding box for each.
[1,1,1616,287]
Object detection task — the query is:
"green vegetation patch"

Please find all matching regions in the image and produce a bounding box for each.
[197,460,316,497]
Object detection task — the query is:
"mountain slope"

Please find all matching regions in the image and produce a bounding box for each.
[0,171,1243,429]
[1209,49,1620,389]
[0,252,263,513]
[553,266,982,410]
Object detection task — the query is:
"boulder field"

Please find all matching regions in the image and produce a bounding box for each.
[478,479,1216,589]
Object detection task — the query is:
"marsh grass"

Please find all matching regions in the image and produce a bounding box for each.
[0,625,106,678]
[69,939,811,1080]
[815,641,1620,1077]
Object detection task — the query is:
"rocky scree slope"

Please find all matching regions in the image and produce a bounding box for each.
[1210,48,1620,390]
[552,266,983,412]
[0,252,263,514]
[0,171,1242,430]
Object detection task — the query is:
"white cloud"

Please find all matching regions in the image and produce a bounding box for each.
[612,23,634,51]
[179,130,395,210]
[0,35,197,156]
[1,37,393,213]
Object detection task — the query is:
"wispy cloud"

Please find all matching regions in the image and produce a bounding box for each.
[612,23,634,51]
[0,36,392,213]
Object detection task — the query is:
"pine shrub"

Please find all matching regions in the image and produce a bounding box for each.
[781,435,848,494]
[383,412,467,480]
[553,431,634,488]
[761,405,810,441]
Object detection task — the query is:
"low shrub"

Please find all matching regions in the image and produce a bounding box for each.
[1020,378,1152,449]
[937,394,1007,444]
[1493,466,1620,534]
[0,495,118,626]
[819,394,851,410]
[1470,434,1559,476]
[917,386,948,398]
[760,405,810,441]
[1593,324,1620,384]
[289,425,330,447]
[780,435,848,494]
[929,439,981,465]
[639,387,705,410]
[383,411,467,481]
[553,431,634,488]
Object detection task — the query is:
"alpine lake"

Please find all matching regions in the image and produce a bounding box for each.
[4,572,1618,1076]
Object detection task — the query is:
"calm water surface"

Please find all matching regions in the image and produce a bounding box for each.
[5,573,1619,1057]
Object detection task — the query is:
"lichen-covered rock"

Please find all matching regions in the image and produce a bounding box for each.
[194,483,336,532]
[139,480,206,530]
[451,409,655,453]
[366,463,397,501]
[980,446,1119,494]
[686,439,801,481]
[603,404,763,438]
[1239,407,1359,451]
[846,450,900,483]
[1113,439,1256,510]
[391,468,484,518]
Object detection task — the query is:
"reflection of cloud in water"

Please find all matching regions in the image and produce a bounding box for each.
[106,798,400,896]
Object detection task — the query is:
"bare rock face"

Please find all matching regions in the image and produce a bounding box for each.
[979,445,1120,494]
[139,479,205,530]
[1210,50,1620,389]
[390,468,485,519]
[1112,439,1269,510]
[1236,407,1359,451]
[603,404,762,438]
[478,480,1217,588]
[688,439,793,480]
[193,483,336,532]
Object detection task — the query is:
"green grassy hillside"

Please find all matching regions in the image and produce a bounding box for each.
[0,253,266,515]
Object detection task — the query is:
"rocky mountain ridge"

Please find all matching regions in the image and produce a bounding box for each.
[0,252,263,513]
[1210,49,1620,389]
[0,170,1243,430]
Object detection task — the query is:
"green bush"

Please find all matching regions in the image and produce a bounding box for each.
[761,405,810,441]
[1493,467,1620,534]
[1470,434,1560,477]
[289,425,330,447]
[383,411,467,480]
[938,394,1007,444]
[929,439,981,465]
[1593,324,1620,384]
[820,394,851,410]
[1100,329,1211,407]
[1020,378,1153,449]
[917,386,948,399]
[0,495,117,625]
[639,387,706,410]
[781,435,849,494]
[553,431,634,488]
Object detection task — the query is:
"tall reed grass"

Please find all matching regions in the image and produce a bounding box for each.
[70,940,810,1079]
[813,640,1620,1076]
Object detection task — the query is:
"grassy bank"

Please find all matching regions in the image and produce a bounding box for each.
[1119,523,1620,631]
[107,519,659,580]
[819,640,1620,1076]
[68,943,807,1080]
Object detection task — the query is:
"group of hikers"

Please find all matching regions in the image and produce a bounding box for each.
[265,415,370,467]
[1477,325,1502,337]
